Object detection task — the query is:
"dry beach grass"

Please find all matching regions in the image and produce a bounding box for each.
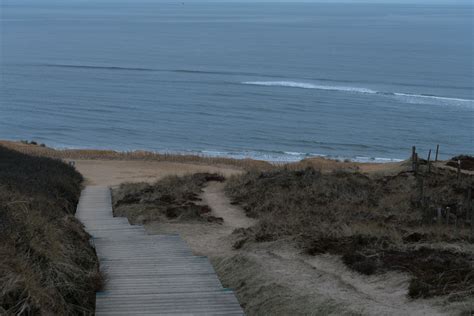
[0,140,271,171]
[225,165,474,299]
[112,173,227,224]
[0,139,403,174]
[0,146,102,315]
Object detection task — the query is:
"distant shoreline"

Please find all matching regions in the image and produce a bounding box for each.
[0,139,409,175]
[0,139,404,165]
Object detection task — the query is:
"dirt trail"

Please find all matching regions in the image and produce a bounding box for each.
[146,181,254,258]
[201,182,257,229]
[148,182,459,315]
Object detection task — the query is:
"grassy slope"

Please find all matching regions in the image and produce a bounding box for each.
[0,146,101,315]
[112,173,225,224]
[225,165,474,300]
[0,140,271,171]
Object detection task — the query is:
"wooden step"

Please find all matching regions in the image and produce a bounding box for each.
[75,185,244,315]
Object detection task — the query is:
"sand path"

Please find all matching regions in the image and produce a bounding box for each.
[201,182,256,229]
[146,181,254,258]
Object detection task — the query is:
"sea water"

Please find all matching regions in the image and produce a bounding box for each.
[1,1,473,162]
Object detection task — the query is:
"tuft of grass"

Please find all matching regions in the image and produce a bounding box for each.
[0,145,101,315]
[112,173,225,224]
[225,165,474,299]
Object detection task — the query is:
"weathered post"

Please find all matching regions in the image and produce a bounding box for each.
[414,153,419,175]
[468,188,474,240]
[457,159,461,180]
[412,146,416,172]
[465,188,473,225]
[435,144,439,162]
[471,198,474,241]
[427,149,432,173]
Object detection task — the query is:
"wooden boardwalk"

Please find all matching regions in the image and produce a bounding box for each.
[76,186,244,315]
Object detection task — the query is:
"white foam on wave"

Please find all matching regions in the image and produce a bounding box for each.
[284,151,309,156]
[242,81,474,108]
[243,81,377,94]
[192,149,404,164]
[393,92,474,107]
[200,149,300,162]
[351,156,404,163]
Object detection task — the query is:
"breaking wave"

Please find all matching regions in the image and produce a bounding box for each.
[391,92,473,106]
[243,81,474,108]
[243,81,377,94]
[35,64,473,108]
[193,149,403,163]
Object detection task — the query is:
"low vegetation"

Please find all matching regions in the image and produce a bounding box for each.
[19,140,46,147]
[0,146,101,315]
[112,173,225,224]
[0,139,401,174]
[0,140,272,171]
[447,155,474,171]
[225,164,474,299]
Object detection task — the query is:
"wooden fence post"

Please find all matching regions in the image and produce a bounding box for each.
[427,149,432,173]
[471,201,474,241]
[457,160,461,180]
[435,144,439,162]
[414,153,419,175]
[412,146,416,173]
[469,188,474,240]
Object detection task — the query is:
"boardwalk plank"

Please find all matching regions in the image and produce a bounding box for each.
[76,186,243,315]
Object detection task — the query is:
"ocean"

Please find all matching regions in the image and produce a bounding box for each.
[1,1,473,162]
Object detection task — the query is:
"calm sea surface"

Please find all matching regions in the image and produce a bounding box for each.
[1,2,473,162]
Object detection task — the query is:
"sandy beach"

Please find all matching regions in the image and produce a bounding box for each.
[0,140,404,183]
[73,159,242,186]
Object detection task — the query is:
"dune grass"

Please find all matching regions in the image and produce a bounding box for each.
[112,173,226,224]
[0,145,102,315]
[225,165,474,299]
[0,140,272,171]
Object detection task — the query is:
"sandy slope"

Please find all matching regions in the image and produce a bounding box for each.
[201,182,257,229]
[73,159,242,186]
[147,181,461,316]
